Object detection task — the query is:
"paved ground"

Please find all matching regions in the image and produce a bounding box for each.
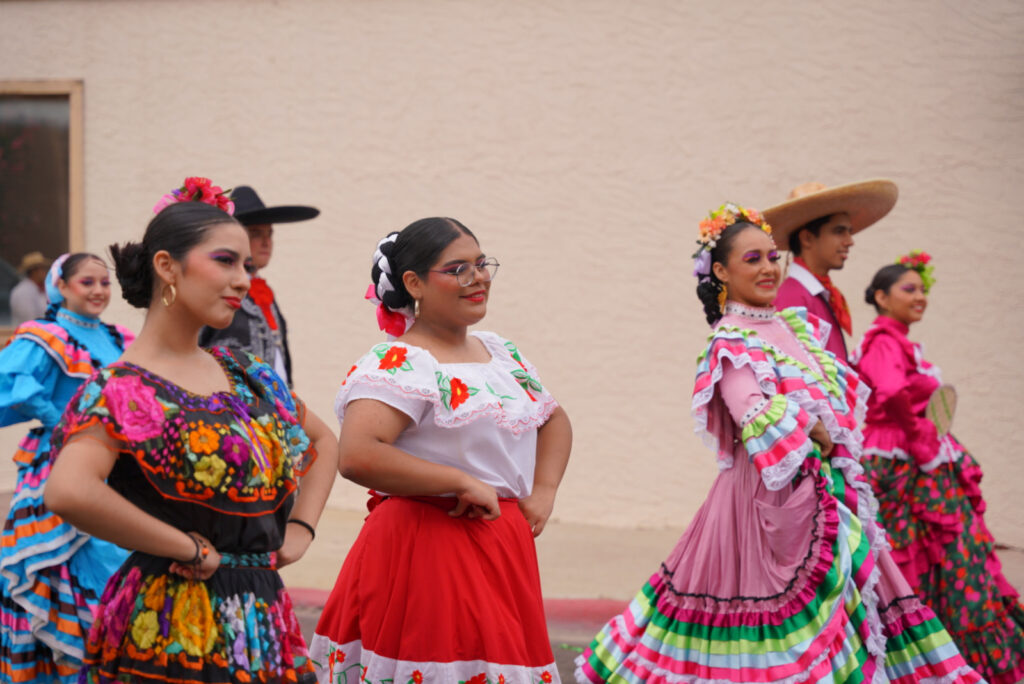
[3,492,1022,682]
[282,506,1024,683]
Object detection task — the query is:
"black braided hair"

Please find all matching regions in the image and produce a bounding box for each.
[370,217,476,312]
[110,202,238,309]
[864,263,911,313]
[695,222,763,326]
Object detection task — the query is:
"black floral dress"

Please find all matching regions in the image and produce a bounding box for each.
[51,347,317,683]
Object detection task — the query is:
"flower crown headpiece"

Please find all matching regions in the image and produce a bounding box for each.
[897,249,935,292]
[692,202,772,281]
[153,176,235,215]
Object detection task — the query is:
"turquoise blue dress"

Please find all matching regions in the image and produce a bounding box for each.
[0,308,133,683]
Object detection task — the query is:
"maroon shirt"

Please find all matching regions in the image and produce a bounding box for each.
[774,275,848,360]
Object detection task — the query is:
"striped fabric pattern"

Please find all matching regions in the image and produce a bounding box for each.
[576,456,984,683]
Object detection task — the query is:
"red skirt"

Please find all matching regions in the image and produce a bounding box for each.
[310,496,558,683]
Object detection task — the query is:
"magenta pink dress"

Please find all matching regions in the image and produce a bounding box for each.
[576,304,983,683]
[852,315,1024,682]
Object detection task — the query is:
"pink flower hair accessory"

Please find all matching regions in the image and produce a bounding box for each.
[692,202,773,280]
[364,284,414,339]
[366,233,415,339]
[153,176,235,215]
[897,249,935,292]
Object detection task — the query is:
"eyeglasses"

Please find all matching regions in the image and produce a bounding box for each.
[431,258,500,287]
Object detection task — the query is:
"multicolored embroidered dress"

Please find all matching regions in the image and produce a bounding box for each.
[0,310,133,684]
[310,331,561,684]
[851,315,1024,682]
[49,347,317,683]
[576,304,983,683]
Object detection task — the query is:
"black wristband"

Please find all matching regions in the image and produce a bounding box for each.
[287,518,316,540]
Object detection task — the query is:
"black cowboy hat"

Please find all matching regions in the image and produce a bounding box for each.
[230,185,320,226]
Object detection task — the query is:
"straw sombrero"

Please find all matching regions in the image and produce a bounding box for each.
[764,179,898,250]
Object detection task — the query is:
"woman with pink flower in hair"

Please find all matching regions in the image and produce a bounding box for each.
[852,252,1024,681]
[309,217,572,684]
[43,180,337,683]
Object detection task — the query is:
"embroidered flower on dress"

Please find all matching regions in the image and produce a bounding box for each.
[541,671,553,683]
[464,674,488,684]
[105,375,166,442]
[170,581,217,656]
[131,610,160,649]
[78,380,102,410]
[248,360,293,408]
[373,343,414,375]
[194,454,227,488]
[408,670,422,684]
[221,433,251,466]
[450,377,471,409]
[189,421,221,455]
[379,346,409,371]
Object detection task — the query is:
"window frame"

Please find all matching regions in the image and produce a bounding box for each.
[0,80,84,335]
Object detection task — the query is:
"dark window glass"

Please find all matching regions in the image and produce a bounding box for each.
[0,95,70,326]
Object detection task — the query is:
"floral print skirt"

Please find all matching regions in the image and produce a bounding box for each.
[309,496,558,684]
[863,443,1024,683]
[79,551,315,683]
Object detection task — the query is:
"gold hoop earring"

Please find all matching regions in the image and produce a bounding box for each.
[161,283,177,307]
[413,299,421,318]
[718,284,728,312]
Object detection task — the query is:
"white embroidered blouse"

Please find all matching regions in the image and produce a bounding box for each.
[335,331,558,498]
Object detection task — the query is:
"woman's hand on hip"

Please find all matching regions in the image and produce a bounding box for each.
[450,475,500,521]
[808,419,834,457]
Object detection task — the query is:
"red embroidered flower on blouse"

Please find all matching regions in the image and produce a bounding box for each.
[378,346,408,371]
[541,671,553,683]
[465,674,487,684]
[450,377,471,409]
[410,671,424,684]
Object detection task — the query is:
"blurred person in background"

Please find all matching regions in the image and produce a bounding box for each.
[199,184,319,387]
[852,252,1024,682]
[767,179,899,359]
[0,252,133,683]
[9,251,52,326]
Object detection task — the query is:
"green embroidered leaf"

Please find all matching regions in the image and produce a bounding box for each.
[400,360,414,372]
[467,387,479,396]
[372,343,390,358]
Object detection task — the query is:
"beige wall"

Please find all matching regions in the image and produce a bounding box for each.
[1,0,1022,545]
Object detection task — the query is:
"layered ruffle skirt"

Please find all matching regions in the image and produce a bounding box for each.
[863,434,1024,683]
[77,551,315,683]
[310,496,558,684]
[0,428,126,684]
[575,451,983,683]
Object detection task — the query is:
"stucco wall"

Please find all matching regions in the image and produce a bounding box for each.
[1,0,1021,544]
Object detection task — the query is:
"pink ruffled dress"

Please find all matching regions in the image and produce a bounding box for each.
[576,304,983,683]
[852,315,1024,682]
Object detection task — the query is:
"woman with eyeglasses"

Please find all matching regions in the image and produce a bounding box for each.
[310,217,572,684]
[576,205,982,683]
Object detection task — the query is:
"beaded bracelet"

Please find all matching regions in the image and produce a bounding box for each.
[187,532,210,570]
[287,518,316,540]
